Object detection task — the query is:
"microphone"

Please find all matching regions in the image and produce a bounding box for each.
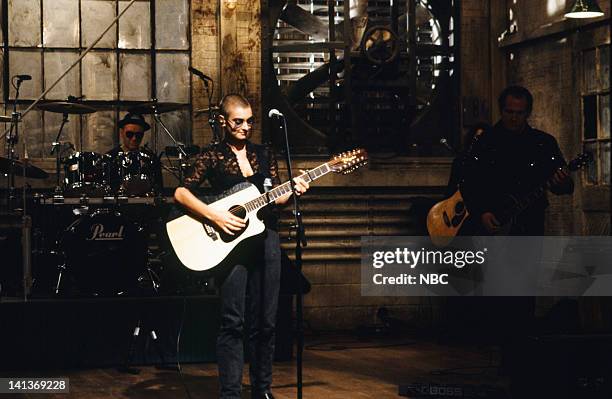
[16,74,32,81]
[67,95,84,102]
[268,109,284,118]
[188,66,212,81]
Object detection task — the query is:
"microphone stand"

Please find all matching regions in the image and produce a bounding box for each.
[189,68,220,145]
[208,106,223,145]
[50,112,70,195]
[150,99,188,186]
[278,114,307,399]
[6,78,23,212]
[7,76,33,300]
[6,77,32,213]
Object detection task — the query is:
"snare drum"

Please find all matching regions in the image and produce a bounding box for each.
[114,151,157,196]
[60,209,147,296]
[63,152,110,197]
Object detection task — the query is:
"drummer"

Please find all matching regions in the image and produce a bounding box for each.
[106,113,163,195]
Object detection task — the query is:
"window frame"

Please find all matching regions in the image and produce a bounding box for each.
[581,43,610,187]
[0,0,193,159]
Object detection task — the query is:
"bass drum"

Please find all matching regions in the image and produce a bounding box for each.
[60,209,147,296]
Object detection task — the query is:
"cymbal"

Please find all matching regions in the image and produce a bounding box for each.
[128,102,183,115]
[37,101,98,114]
[194,106,220,116]
[0,115,12,123]
[0,157,49,179]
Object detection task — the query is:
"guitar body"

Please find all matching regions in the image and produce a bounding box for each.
[427,189,470,247]
[166,183,265,271]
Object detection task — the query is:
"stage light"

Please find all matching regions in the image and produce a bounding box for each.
[565,0,604,19]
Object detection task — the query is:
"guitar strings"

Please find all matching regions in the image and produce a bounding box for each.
[224,160,355,217]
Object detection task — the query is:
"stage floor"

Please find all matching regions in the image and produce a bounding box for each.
[0,335,507,398]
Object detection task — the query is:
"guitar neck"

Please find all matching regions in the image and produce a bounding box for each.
[243,162,332,212]
[501,163,573,222]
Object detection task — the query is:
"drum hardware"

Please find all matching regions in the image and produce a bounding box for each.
[40,195,172,206]
[164,145,200,157]
[51,119,71,194]
[55,261,67,295]
[118,250,172,375]
[118,312,171,374]
[129,98,188,185]
[127,101,183,115]
[36,247,66,295]
[37,101,97,115]
[5,76,25,212]
[0,157,48,179]
[2,75,36,300]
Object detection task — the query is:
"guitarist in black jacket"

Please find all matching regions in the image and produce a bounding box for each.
[174,94,309,399]
[462,85,574,236]
[460,86,575,370]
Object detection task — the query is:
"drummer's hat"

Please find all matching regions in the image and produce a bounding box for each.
[119,113,151,131]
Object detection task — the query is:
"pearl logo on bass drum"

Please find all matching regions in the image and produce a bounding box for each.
[87,224,125,241]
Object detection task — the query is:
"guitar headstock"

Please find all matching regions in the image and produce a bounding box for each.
[568,152,593,171]
[329,148,369,175]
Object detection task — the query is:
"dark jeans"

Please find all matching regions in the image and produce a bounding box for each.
[217,229,281,399]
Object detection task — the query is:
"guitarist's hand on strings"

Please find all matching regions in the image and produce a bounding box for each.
[547,168,571,192]
[293,175,309,197]
[210,209,246,236]
[275,172,310,205]
[481,212,501,234]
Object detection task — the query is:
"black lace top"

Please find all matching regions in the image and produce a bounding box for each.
[183,140,281,193]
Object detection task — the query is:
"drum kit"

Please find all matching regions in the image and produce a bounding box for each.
[0,5,216,300]
[1,98,191,298]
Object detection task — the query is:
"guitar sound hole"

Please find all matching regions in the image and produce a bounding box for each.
[455,201,465,215]
[219,205,249,243]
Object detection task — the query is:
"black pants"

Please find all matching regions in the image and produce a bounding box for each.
[216,229,281,399]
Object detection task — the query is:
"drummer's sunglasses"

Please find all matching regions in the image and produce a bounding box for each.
[126,131,144,139]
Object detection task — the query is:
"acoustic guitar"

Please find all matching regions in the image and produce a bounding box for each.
[428,152,592,246]
[166,149,368,271]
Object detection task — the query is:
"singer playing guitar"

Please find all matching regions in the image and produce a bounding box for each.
[173,94,308,399]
